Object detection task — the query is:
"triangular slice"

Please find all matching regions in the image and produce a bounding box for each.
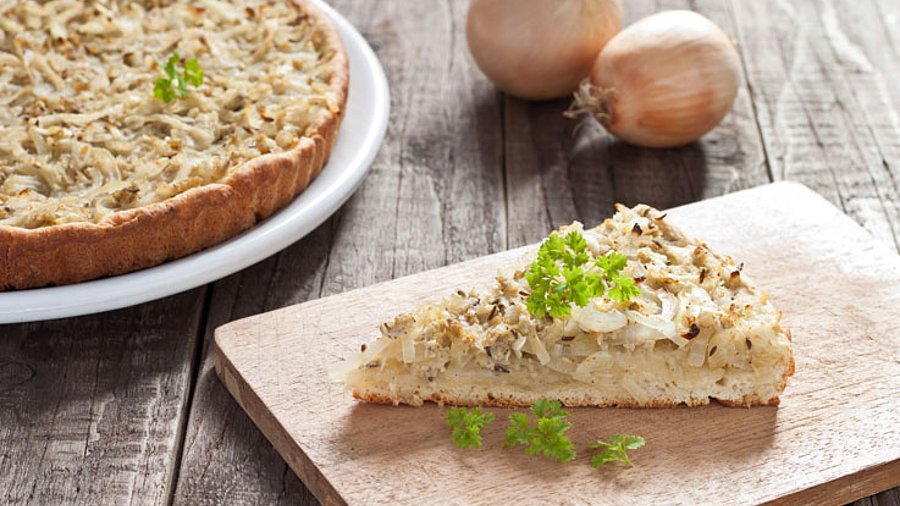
[337,204,794,408]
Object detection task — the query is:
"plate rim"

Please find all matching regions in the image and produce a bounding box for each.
[0,0,390,324]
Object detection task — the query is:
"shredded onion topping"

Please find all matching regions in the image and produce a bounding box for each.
[0,0,342,228]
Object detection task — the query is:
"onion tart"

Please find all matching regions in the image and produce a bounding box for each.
[0,0,347,289]
[338,205,794,408]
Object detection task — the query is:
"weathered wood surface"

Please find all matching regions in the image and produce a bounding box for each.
[0,290,205,505]
[1,0,899,504]
[732,0,900,254]
[213,183,900,506]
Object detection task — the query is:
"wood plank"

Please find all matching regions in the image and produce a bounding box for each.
[171,0,506,503]
[731,1,900,503]
[0,289,205,505]
[731,0,900,252]
[213,183,900,505]
[862,488,900,506]
[172,226,334,506]
[504,0,770,248]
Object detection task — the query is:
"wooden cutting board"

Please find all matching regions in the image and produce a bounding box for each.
[214,182,900,506]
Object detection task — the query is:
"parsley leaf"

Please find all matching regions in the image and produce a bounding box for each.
[595,250,628,277]
[154,53,204,103]
[589,434,645,469]
[525,231,639,318]
[608,274,640,301]
[183,58,204,87]
[447,406,494,449]
[503,398,576,462]
[153,77,175,103]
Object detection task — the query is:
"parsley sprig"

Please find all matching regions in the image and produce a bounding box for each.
[447,406,495,449]
[589,434,646,468]
[525,231,640,318]
[503,398,576,462]
[447,399,646,471]
[154,53,204,103]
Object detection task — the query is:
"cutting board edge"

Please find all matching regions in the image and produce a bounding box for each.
[763,459,900,506]
[213,180,821,344]
[213,338,349,506]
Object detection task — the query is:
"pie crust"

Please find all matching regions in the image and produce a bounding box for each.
[0,1,348,290]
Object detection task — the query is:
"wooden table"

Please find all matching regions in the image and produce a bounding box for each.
[1,0,899,504]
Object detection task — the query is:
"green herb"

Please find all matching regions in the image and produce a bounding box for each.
[596,251,641,302]
[447,406,495,449]
[589,434,645,469]
[154,53,204,103]
[525,231,639,318]
[503,398,576,462]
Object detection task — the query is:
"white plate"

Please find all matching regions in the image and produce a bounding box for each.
[0,1,390,324]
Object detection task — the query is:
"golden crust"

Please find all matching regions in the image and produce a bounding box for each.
[0,0,348,290]
[353,391,782,409]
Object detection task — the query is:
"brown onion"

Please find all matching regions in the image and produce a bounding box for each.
[571,10,741,147]
[466,0,622,101]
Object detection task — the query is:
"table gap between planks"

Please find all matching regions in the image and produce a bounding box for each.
[1,0,898,505]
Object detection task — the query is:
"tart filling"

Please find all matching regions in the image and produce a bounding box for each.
[0,0,343,228]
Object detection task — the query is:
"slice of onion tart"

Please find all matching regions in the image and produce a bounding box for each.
[337,205,794,408]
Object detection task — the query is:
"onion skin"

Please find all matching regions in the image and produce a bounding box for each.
[466,0,621,101]
[581,10,741,147]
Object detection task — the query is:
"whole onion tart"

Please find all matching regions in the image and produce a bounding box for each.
[0,0,348,290]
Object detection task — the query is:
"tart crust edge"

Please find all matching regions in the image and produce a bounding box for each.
[0,1,349,290]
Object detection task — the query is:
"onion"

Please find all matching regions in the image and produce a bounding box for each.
[687,329,711,367]
[707,333,735,369]
[327,338,395,381]
[564,335,600,357]
[571,306,628,333]
[400,333,416,363]
[546,357,577,376]
[570,10,740,147]
[466,0,622,100]
[574,350,612,382]
[657,290,678,321]
[616,323,663,345]
[625,310,689,347]
[525,333,551,364]
[511,331,527,356]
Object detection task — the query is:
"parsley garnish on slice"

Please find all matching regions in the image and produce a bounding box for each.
[589,434,646,469]
[525,230,639,318]
[596,250,641,302]
[154,53,204,103]
[503,398,576,462]
[447,406,495,449]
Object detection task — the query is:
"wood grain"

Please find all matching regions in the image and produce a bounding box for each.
[171,0,506,503]
[0,290,205,505]
[731,0,900,253]
[172,249,328,506]
[214,183,900,506]
[3,0,900,504]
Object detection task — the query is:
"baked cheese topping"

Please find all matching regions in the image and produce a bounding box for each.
[342,205,792,404]
[0,0,343,229]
